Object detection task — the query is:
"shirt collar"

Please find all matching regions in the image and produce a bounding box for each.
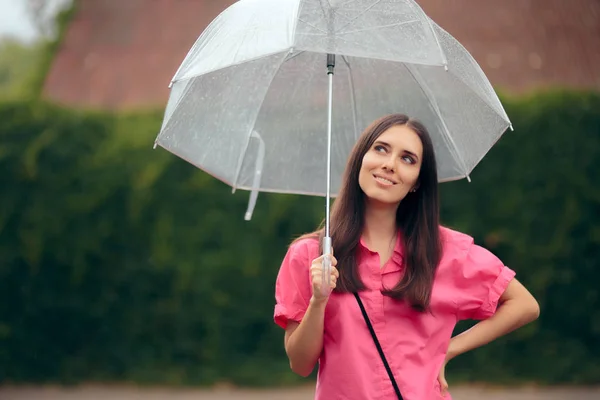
[358,229,403,253]
[358,229,404,271]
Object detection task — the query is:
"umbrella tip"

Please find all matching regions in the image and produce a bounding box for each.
[153,142,158,150]
[467,175,471,183]
[168,81,173,89]
[444,63,448,71]
[509,124,514,131]
[244,211,252,221]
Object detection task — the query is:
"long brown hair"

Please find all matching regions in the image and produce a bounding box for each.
[297,114,442,312]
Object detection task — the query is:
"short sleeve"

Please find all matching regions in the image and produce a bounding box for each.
[454,241,516,321]
[273,239,315,329]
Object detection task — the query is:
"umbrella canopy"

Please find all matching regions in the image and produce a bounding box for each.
[155,0,511,217]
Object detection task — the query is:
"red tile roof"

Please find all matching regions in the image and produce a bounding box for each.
[42,0,600,110]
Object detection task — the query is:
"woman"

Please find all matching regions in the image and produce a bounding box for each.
[273,114,540,400]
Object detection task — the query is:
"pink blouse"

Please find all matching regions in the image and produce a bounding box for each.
[274,226,515,400]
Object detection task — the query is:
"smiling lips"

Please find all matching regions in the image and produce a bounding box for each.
[373,174,397,186]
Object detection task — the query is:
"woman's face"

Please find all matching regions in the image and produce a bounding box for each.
[358,124,423,206]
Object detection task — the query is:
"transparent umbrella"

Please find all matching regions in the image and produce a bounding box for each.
[154,0,512,294]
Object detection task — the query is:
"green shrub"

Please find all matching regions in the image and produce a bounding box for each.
[0,91,598,386]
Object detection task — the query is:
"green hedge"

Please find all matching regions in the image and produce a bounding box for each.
[0,91,598,386]
[440,91,600,384]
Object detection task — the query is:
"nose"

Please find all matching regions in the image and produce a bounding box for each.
[382,155,395,172]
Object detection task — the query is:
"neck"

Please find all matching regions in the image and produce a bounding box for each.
[362,200,398,245]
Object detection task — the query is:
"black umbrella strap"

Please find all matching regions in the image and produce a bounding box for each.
[353,292,403,400]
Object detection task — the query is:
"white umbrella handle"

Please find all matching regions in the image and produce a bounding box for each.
[321,236,332,297]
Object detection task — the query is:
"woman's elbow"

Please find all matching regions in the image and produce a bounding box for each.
[527,297,541,321]
[520,294,540,323]
[289,360,314,377]
[504,279,540,323]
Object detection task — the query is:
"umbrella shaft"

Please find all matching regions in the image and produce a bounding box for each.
[325,54,335,240]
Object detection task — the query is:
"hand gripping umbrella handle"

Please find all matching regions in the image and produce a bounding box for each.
[321,236,332,297]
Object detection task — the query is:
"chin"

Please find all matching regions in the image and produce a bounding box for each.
[364,189,404,206]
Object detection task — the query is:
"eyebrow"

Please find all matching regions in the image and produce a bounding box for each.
[374,140,420,160]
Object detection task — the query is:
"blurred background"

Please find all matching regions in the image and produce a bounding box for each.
[0,0,599,399]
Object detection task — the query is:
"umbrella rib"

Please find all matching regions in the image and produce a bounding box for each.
[230,8,262,65]
[433,25,511,124]
[406,2,448,66]
[326,0,361,8]
[403,63,470,179]
[324,0,359,26]
[341,55,359,140]
[297,17,328,34]
[333,0,384,33]
[336,19,421,35]
[285,50,307,62]
[422,17,448,67]
[231,129,254,193]
[172,49,294,84]
[318,0,334,34]
[451,70,512,127]
[438,71,512,170]
[320,0,356,26]
[157,78,195,139]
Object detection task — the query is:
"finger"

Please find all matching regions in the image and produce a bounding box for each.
[317,252,335,263]
[327,255,337,266]
[310,261,325,273]
[311,255,325,265]
[439,377,448,395]
[331,266,340,278]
